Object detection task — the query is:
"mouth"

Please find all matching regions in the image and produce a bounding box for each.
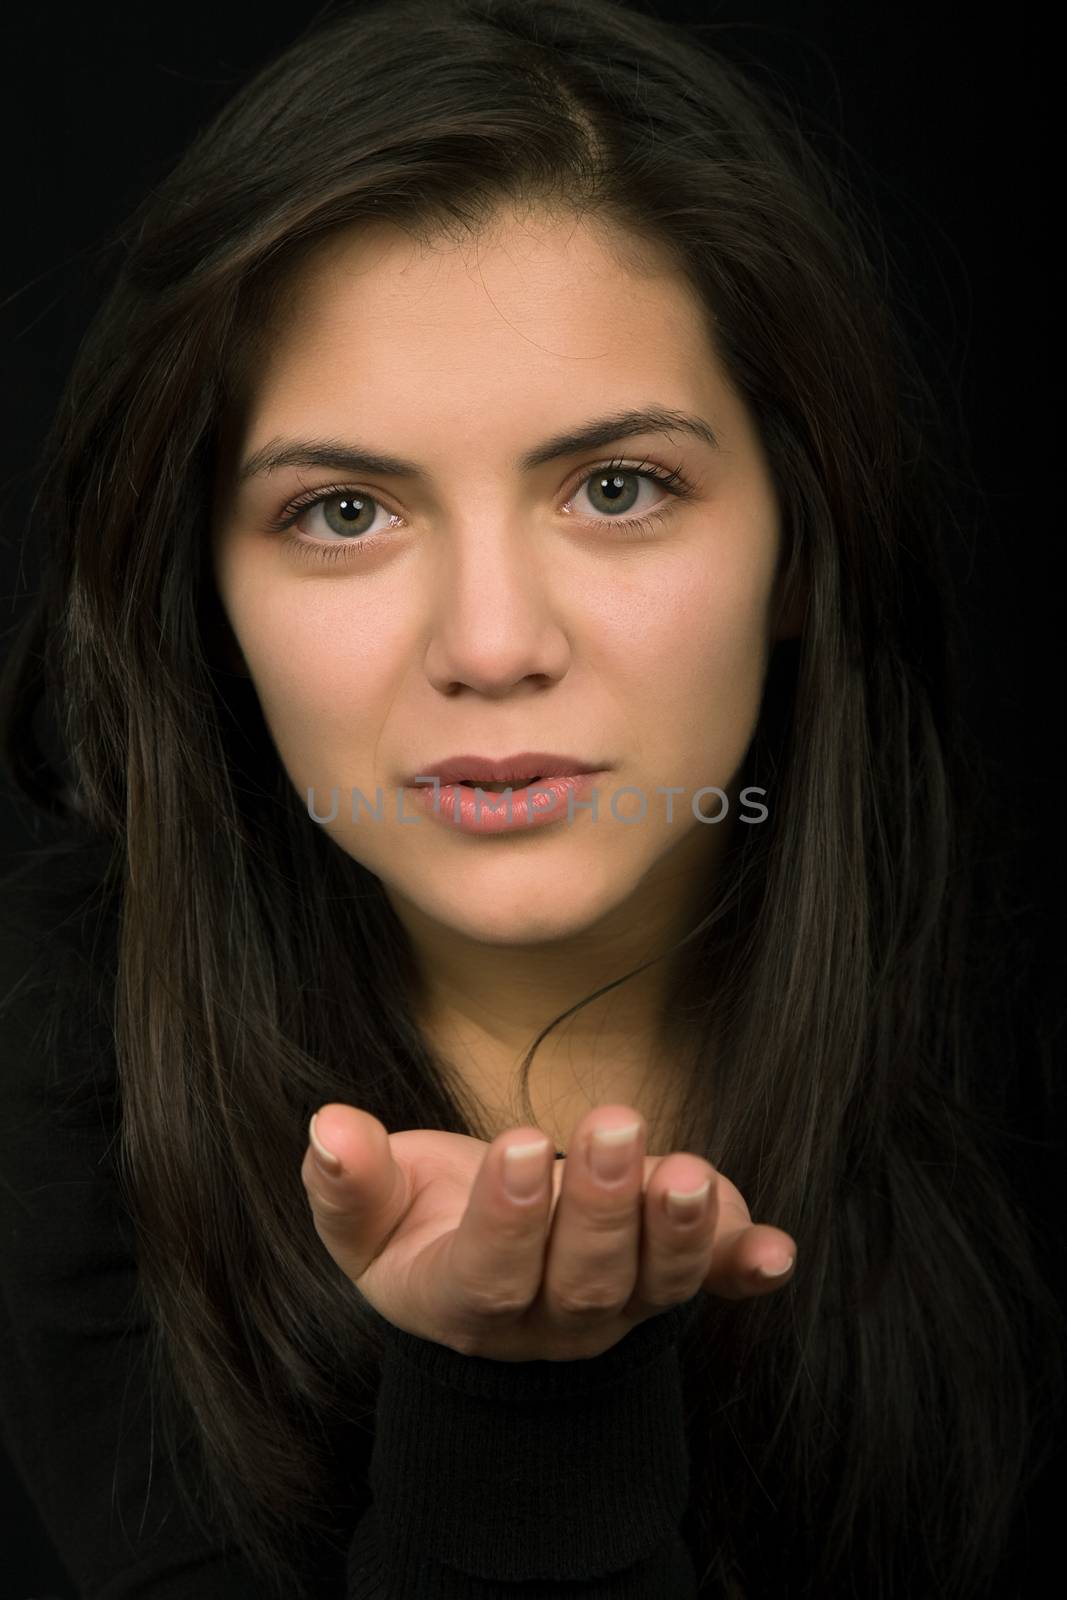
[405,752,607,788]
[462,777,543,791]
[405,767,607,834]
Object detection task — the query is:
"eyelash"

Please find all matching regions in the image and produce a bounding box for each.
[265,457,696,566]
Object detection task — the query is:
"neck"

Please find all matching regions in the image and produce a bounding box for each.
[405,921,700,1154]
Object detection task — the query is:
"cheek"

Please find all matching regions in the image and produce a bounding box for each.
[610,548,774,710]
[224,576,400,746]
[605,546,775,799]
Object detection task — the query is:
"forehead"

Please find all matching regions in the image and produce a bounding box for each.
[288,205,695,317]
[247,207,720,412]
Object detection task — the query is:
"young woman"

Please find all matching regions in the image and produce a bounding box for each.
[0,1,1060,1596]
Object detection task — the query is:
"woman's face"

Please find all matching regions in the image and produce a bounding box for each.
[212,207,788,952]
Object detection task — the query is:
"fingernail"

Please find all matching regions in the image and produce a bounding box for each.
[755,1252,795,1279]
[666,1179,711,1222]
[588,1121,640,1182]
[309,1112,342,1176]
[503,1138,551,1199]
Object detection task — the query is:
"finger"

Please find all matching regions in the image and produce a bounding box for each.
[701,1186,797,1301]
[441,1126,555,1325]
[544,1150,793,1303]
[666,1166,796,1302]
[540,1106,648,1322]
[625,1152,720,1315]
[302,1104,411,1279]
[709,1220,797,1299]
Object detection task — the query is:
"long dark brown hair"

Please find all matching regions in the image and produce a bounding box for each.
[1,1,1060,1594]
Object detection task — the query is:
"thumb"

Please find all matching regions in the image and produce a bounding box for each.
[304,1104,411,1274]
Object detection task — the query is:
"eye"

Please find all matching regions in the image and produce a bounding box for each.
[276,488,397,543]
[265,456,696,566]
[567,460,690,524]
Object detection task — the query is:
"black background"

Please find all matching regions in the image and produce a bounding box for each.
[0,3,1059,1593]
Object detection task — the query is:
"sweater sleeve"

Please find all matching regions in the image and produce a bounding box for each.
[344,1293,702,1599]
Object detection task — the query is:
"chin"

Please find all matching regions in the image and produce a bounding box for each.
[406,871,623,945]
[441,900,603,949]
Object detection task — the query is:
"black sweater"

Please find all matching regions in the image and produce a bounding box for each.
[0,842,704,1599]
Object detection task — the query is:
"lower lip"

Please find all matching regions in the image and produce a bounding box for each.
[405,772,607,834]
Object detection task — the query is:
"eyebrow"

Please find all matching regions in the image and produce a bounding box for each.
[236,405,720,486]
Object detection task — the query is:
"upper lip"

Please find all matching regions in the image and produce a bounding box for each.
[405,752,607,785]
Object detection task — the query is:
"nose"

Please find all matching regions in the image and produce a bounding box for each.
[421,523,572,697]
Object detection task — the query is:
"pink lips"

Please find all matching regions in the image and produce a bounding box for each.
[405,751,605,786]
[407,771,606,834]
